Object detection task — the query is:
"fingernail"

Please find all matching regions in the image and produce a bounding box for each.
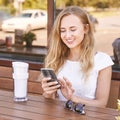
[55,81,58,84]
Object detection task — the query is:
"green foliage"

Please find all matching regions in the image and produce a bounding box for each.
[65,0,89,7]
[65,0,74,6]
[23,0,47,10]
[56,0,120,9]
[8,3,16,15]
[0,0,120,15]
[22,31,36,47]
[93,1,109,9]
[0,0,9,6]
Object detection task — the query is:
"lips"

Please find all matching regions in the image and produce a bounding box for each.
[66,39,74,44]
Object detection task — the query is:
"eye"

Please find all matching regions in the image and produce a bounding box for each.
[70,27,77,32]
[60,28,66,33]
[71,28,76,32]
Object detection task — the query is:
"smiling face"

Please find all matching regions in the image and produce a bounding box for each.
[60,14,87,50]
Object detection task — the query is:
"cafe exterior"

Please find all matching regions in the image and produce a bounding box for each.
[0,0,120,120]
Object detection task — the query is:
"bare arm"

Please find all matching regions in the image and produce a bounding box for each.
[60,66,112,108]
[71,66,112,107]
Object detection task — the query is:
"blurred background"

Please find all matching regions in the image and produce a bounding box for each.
[0,0,120,56]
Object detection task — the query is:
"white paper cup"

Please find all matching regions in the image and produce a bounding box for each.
[13,73,29,102]
[13,73,29,79]
[12,62,29,73]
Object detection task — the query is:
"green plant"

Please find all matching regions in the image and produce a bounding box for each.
[22,31,36,47]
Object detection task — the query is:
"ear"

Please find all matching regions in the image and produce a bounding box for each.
[84,24,89,33]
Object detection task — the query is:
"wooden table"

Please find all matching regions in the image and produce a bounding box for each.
[0,90,119,120]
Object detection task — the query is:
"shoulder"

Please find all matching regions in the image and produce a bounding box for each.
[94,51,114,70]
[95,52,112,60]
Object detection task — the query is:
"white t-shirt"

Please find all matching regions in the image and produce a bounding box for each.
[57,52,114,101]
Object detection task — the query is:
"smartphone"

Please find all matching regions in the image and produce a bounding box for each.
[41,68,59,84]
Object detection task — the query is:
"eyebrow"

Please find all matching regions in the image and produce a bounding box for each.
[60,26,77,29]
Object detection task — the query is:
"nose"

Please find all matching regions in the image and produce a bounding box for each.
[65,30,72,38]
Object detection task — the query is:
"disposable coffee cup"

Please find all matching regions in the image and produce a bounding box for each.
[13,73,29,102]
[12,62,29,74]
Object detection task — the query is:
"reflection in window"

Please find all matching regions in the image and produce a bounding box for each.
[19,13,32,18]
[34,13,38,18]
[40,12,45,16]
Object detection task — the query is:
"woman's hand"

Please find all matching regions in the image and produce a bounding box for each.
[41,77,61,99]
[59,77,75,100]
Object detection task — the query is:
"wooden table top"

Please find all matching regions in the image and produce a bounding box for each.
[0,90,119,120]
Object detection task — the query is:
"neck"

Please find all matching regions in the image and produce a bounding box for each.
[68,49,81,61]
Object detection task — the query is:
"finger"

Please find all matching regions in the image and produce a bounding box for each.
[44,84,60,93]
[47,81,59,87]
[63,77,72,87]
[58,78,66,87]
[41,77,51,84]
[42,80,59,90]
[41,77,51,89]
[71,88,75,94]
[45,89,58,94]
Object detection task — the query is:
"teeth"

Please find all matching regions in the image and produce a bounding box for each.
[67,40,73,42]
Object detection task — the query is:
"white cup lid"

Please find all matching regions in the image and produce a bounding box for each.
[12,62,29,68]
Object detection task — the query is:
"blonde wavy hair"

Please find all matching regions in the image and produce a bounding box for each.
[44,6,95,78]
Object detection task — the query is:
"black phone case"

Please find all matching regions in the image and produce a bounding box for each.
[41,68,58,82]
[41,68,60,88]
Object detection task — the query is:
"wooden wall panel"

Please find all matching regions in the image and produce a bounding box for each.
[0,66,43,94]
[1,65,120,109]
[107,80,120,108]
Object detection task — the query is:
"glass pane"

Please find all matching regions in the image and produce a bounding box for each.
[55,0,120,57]
[0,0,47,47]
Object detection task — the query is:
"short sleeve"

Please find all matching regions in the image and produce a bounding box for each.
[95,52,114,71]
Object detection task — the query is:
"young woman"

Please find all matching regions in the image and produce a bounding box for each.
[40,6,114,108]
